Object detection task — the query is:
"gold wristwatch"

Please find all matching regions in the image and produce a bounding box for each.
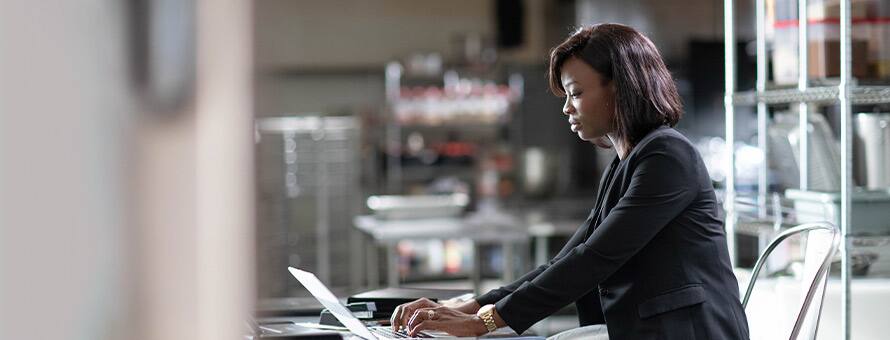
[476,304,498,333]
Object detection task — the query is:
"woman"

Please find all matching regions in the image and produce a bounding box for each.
[390,23,750,340]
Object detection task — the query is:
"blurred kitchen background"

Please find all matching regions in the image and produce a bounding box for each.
[2,0,890,339]
[252,0,890,338]
[253,0,742,297]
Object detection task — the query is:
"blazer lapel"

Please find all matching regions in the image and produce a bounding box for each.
[595,159,625,226]
[587,155,620,236]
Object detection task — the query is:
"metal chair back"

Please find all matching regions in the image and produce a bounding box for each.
[741,222,840,340]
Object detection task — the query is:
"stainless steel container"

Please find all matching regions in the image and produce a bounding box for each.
[855,113,890,190]
[786,189,890,235]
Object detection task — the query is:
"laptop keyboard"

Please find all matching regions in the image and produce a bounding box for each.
[370,326,434,339]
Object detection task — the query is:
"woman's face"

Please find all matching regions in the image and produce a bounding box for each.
[560,56,616,142]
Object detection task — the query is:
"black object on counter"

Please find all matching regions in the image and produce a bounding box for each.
[319,302,378,327]
[347,287,472,319]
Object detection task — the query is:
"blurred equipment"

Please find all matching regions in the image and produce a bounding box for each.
[353,213,528,293]
[768,111,841,191]
[786,188,890,235]
[769,0,880,84]
[381,60,522,197]
[366,193,469,220]
[520,147,555,198]
[255,116,362,297]
[848,236,890,277]
[854,112,890,190]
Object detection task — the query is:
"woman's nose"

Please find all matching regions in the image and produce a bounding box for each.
[562,97,573,115]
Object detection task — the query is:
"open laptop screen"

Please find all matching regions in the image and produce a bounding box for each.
[288,267,377,340]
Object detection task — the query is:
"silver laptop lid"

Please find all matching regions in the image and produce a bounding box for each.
[288,267,377,340]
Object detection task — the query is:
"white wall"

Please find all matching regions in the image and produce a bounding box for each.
[253,0,552,116]
[576,0,756,63]
[0,1,255,340]
[254,72,386,116]
[0,1,132,339]
[256,0,494,69]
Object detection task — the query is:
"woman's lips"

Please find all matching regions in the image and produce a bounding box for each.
[570,123,581,132]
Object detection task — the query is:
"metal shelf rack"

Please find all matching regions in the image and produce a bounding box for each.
[380,61,524,194]
[733,85,890,105]
[254,116,363,295]
[722,0,888,339]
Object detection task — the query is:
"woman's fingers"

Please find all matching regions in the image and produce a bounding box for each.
[406,307,435,330]
[391,298,438,331]
[389,305,403,331]
[398,300,421,330]
[406,308,422,330]
[404,307,487,337]
[408,320,440,337]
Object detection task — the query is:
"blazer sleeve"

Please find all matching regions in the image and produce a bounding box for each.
[475,218,594,306]
[493,137,702,333]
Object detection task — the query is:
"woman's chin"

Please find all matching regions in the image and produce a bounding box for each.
[592,137,613,148]
[575,129,594,141]
[578,133,613,148]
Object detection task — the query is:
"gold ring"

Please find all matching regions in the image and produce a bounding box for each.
[427,309,437,320]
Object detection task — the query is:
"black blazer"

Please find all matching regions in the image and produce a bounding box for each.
[476,126,749,340]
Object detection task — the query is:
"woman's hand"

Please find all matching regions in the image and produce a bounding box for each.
[448,299,481,315]
[391,298,481,332]
[405,306,488,337]
[390,298,441,332]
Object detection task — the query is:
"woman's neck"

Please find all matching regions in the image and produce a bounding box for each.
[607,133,628,160]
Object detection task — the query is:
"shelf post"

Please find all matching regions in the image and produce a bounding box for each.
[798,0,810,191]
[839,0,853,338]
[756,0,768,218]
[723,0,737,266]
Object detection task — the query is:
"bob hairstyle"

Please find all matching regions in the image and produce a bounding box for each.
[548,23,682,149]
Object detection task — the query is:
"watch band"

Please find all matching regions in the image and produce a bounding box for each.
[478,305,498,333]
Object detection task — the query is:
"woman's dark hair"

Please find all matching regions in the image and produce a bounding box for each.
[548,23,682,149]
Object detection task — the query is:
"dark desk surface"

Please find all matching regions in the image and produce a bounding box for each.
[253,316,544,340]
[256,296,326,317]
[251,315,345,339]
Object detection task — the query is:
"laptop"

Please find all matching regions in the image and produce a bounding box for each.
[288,267,477,340]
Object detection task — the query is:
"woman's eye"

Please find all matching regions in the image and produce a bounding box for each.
[569,92,582,98]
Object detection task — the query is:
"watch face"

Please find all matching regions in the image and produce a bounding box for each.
[478,304,495,315]
[478,304,497,332]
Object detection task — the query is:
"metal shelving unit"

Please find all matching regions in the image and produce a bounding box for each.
[364,62,525,286]
[734,85,890,105]
[381,62,524,195]
[254,116,363,295]
[724,0,890,339]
